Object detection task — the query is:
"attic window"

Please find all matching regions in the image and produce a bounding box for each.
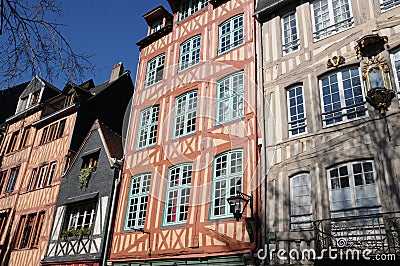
[81,151,100,172]
[64,93,76,107]
[17,97,29,113]
[150,19,163,34]
[30,90,40,106]
[179,0,208,21]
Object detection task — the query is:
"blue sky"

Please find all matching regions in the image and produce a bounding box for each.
[51,0,170,88]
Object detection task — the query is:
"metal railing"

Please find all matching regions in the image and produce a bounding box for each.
[314,211,400,256]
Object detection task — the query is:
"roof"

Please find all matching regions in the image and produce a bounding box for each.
[98,122,123,160]
[254,0,299,18]
[0,82,29,125]
[143,5,173,25]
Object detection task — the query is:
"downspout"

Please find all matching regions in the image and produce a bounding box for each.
[253,7,269,265]
[102,157,123,266]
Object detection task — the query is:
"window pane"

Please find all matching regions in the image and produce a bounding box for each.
[125,173,151,229]
[219,14,244,54]
[174,90,197,138]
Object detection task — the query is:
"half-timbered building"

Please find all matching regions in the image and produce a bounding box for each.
[42,120,123,266]
[109,0,260,265]
[255,0,400,264]
[0,64,134,266]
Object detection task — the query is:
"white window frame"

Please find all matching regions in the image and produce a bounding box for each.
[173,90,198,138]
[218,14,244,55]
[124,173,151,230]
[380,0,400,11]
[281,11,300,55]
[163,164,192,226]
[311,0,354,41]
[216,71,244,125]
[287,85,307,136]
[179,35,201,72]
[47,162,56,186]
[319,66,367,127]
[150,19,163,34]
[66,203,96,230]
[179,0,208,21]
[290,173,312,229]
[137,105,159,150]
[327,161,381,218]
[145,54,165,87]
[36,165,48,189]
[390,49,400,105]
[211,149,243,219]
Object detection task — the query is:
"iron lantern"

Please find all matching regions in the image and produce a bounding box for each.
[355,34,395,114]
[227,192,253,221]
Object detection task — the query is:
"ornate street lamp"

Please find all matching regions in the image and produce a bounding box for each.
[227,192,253,221]
[355,34,396,114]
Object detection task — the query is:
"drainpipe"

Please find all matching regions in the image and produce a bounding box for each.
[253,6,269,265]
[102,157,123,266]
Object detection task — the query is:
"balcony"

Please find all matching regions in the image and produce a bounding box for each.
[314,211,400,258]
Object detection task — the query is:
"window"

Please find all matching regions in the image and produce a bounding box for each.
[174,90,197,138]
[216,71,244,125]
[81,151,99,172]
[290,174,312,229]
[4,167,19,193]
[164,164,192,226]
[125,173,151,230]
[65,202,96,230]
[282,12,300,54]
[328,161,380,218]
[47,162,57,186]
[57,119,66,139]
[311,0,353,40]
[0,171,7,193]
[0,210,9,238]
[64,93,75,107]
[179,0,208,21]
[137,105,159,149]
[36,165,48,189]
[28,168,38,191]
[6,130,19,153]
[27,162,55,191]
[390,49,400,103]
[40,119,66,145]
[145,54,165,87]
[179,35,201,71]
[14,212,45,249]
[17,97,28,113]
[150,19,163,34]
[381,0,400,11]
[287,85,307,136]
[218,14,244,54]
[211,149,243,219]
[29,90,40,106]
[320,67,367,126]
[19,127,31,149]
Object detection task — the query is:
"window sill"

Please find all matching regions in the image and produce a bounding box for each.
[217,42,245,57]
[136,144,157,152]
[215,116,244,128]
[172,131,197,141]
[313,24,354,43]
[160,221,187,229]
[144,79,163,89]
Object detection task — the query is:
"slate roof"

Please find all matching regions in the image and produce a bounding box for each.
[255,0,299,17]
[0,82,28,125]
[98,121,123,160]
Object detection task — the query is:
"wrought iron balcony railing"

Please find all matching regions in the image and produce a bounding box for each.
[314,211,400,257]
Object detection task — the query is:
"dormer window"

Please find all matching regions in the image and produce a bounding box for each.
[64,93,75,107]
[16,89,42,114]
[179,0,208,21]
[81,151,100,172]
[150,19,163,34]
[17,97,29,113]
[30,90,40,106]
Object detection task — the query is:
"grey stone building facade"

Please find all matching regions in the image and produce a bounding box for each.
[255,0,400,264]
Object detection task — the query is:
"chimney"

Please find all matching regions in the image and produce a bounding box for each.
[109,62,124,82]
